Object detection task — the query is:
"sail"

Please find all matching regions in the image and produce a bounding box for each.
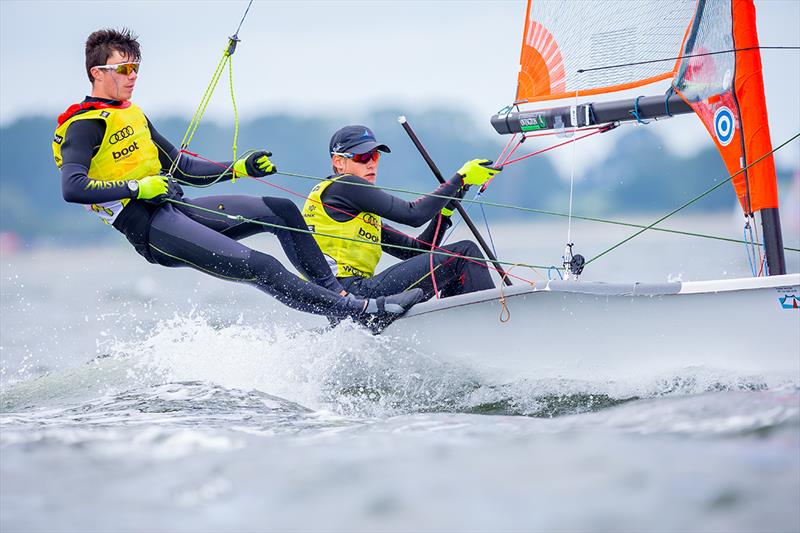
[673,0,778,215]
[515,0,696,104]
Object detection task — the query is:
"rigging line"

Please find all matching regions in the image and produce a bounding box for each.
[585,131,800,266]
[577,46,800,74]
[480,202,498,258]
[496,132,519,165]
[178,150,543,283]
[501,129,604,166]
[169,0,253,176]
[233,0,254,37]
[429,214,445,298]
[564,89,581,276]
[752,213,764,267]
[191,158,800,253]
[744,222,757,277]
[497,135,525,167]
[522,126,608,139]
[163,197,552,275]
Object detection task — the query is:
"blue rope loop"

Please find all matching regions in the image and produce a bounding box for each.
[630,96,651,125]
[548,266,563,280]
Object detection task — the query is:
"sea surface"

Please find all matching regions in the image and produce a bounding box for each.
[2,217,799,532]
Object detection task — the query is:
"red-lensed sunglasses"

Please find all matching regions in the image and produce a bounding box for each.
[333,150,381,164]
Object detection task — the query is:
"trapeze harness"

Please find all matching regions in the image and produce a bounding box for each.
[52,98,366,318]
[301,173,495,300]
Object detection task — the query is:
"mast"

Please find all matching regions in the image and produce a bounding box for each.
[493,0,786,275]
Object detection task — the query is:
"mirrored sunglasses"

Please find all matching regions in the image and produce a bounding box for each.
[333,150,380,164]
[96,62,140,75]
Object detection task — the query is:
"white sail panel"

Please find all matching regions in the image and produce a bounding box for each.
[516,0,697,103]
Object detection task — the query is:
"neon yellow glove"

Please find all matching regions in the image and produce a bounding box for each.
[233,150,276,181]
[137,175,169,200]
[457,159,502,186]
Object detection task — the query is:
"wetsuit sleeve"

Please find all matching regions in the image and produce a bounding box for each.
[380,217,452,260]
[147,118,234,185]
[322,174,464,227]
[60,119,136,204]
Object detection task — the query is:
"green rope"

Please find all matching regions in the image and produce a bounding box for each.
[169,0,254,176]
[587,131,800,265]
[181,43,231,150]
[163,197,553,273]
[228,56,239,163]
[275,169,799,253]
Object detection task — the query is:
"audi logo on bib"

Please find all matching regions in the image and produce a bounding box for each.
[109,126,135,145]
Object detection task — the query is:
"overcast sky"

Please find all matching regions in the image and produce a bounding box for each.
[1,0,798,175]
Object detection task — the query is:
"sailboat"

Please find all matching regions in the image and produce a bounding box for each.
[386,0,799,381]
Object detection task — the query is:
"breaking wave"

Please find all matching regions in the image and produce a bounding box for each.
[3,312,797,422]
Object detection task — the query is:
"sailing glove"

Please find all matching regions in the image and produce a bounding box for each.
[457,159,502,186]
[233,150,276,181]
[137,175,169,200]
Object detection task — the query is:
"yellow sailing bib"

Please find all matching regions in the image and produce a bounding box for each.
[52,102,162,224]
[302,177,382,278]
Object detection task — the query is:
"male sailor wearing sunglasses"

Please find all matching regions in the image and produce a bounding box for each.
[301,125,499,303]
[52,28,422,332]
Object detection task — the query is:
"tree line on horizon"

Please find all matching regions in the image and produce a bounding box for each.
[3,107,785,244]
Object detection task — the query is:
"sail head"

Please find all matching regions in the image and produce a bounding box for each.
[673,0,778,215]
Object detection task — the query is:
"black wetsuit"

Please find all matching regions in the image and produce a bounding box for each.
[320,174,495,300]
[60,97,366,318]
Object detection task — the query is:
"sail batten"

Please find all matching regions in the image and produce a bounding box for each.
[515,0,697,103]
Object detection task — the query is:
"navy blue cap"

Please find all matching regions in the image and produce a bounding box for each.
[329,125,391,156]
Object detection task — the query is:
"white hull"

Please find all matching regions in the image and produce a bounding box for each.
[386,274,800,382]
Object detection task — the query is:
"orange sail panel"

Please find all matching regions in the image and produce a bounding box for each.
[515,0,696,104]
[673,0,778,214]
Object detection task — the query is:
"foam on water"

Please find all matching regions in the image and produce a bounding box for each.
[4,312,796,422]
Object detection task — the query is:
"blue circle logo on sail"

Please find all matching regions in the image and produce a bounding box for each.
[713,106,735,146]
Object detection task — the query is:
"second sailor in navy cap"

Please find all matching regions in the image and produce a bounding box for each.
[302,124,500,302]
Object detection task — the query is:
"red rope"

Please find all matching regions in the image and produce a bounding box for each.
[495,133,519,165]
[522,125,606,140]
[501,129,604,167]
[178,149,537,285]
[429,213,444,298]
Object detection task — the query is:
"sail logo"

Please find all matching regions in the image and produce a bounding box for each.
[779,294,799,309]
[714,106,735,146]
[520,115,546,132]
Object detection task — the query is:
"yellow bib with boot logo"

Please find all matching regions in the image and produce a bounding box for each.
[53,102,162,224]
[302,176,382,278]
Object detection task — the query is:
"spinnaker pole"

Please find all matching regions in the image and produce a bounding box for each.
[398,116,513,286]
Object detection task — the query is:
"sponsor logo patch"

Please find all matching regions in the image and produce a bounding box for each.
[713,106,735,146]
[112,141,140,161]
[779,294,799,309]
[109,125,134,145]
[520,114,547,132]
[357,226,379,243]
[53,134,63,145]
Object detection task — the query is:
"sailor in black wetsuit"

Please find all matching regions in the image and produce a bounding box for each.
[301,125,499,301]
[53,28,422,331]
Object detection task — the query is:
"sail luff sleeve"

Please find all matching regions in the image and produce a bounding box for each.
[673,0,779,214]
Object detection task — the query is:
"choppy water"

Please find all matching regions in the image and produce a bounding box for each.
[2,220,799,532]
